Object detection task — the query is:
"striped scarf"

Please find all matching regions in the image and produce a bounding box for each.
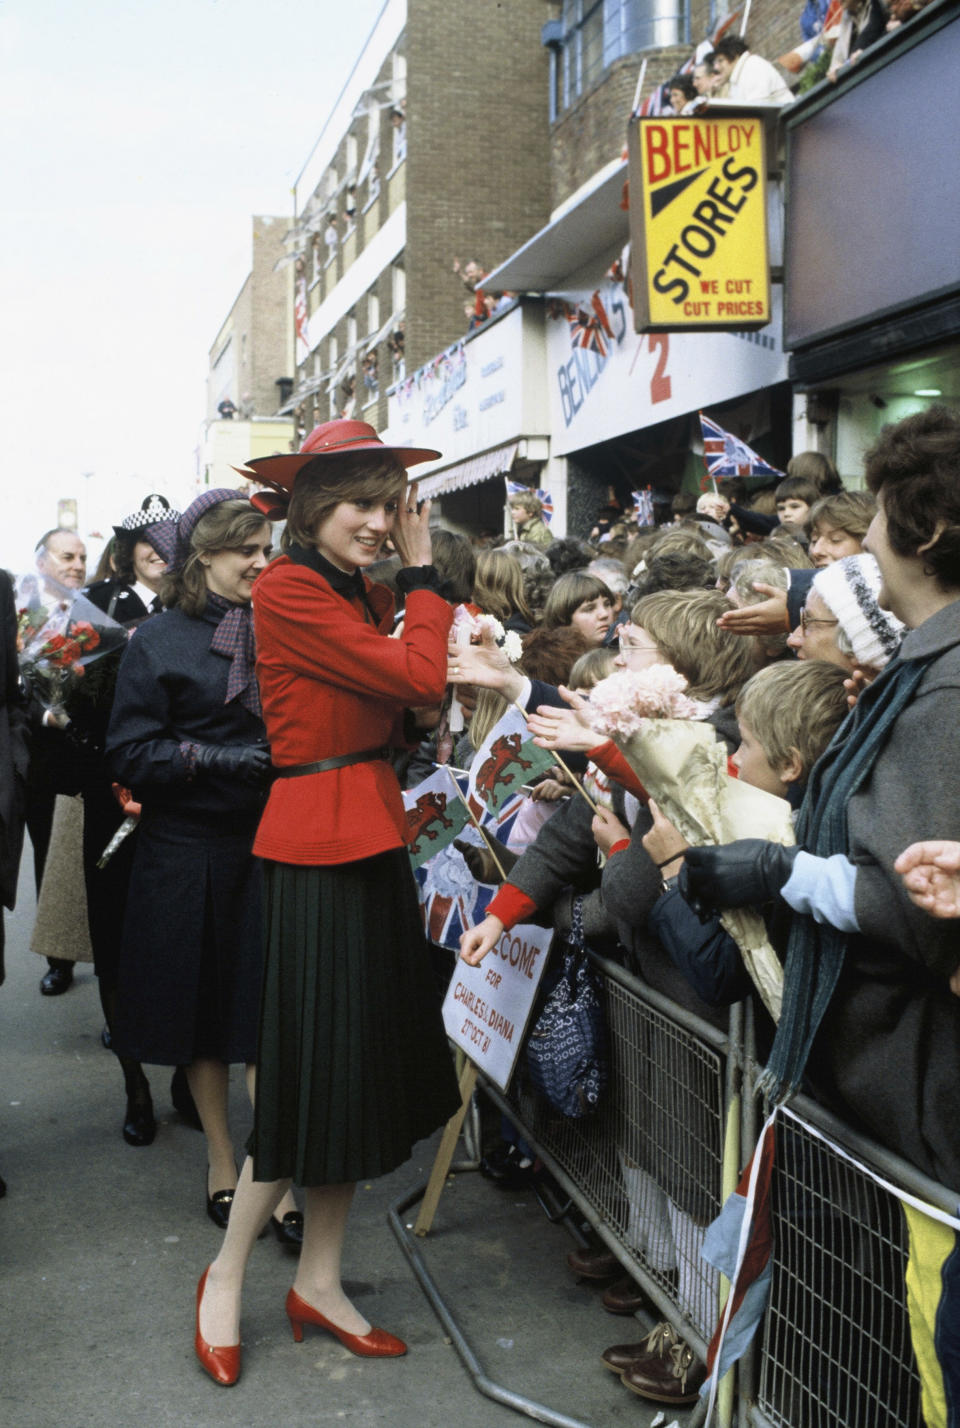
[758,649,933,1102]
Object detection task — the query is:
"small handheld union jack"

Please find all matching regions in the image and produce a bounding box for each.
[631,488,655,527]
[506,480,554,524]
[700,412,783,490]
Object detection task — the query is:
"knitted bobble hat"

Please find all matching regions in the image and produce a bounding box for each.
[812,553,905,670]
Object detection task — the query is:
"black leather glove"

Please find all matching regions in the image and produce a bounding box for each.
[453,836,518,885]
[679,840,799,922]
[192,742,273,789]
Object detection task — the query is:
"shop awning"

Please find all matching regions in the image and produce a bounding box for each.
[483,161,628,293]
[418,442,519,498]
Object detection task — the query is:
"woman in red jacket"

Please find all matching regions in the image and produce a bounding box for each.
[194,421,461,1387]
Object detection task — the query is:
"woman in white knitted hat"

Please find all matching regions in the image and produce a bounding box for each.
[786,552,904,676]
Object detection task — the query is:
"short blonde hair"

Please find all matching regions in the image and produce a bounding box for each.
[632,589,755,705]
[736,661,849,776]
[282,452,405,550]
[508,491,543,518]
[568,646,616,690]
[473,548,533,625]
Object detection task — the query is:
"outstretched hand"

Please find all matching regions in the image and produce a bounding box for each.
[716,584,788,637]
[446,623,524,700]
[895,841,960,920]
[527,691,600,754]
[460,913,504,965]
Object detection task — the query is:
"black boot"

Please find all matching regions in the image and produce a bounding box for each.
[171,1066,203,1130]
[122,1064,156,1147]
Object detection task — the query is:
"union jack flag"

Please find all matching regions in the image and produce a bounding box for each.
[700,412,783,485]
[506,480,554,524]
[637,82,669,118]
[294,275,309,359]
[631,488,655,527]
[568,290,615,358]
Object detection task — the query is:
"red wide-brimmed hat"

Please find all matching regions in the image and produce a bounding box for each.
[235,420,440,519]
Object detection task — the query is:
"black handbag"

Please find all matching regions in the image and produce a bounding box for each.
[525,895,608,1118]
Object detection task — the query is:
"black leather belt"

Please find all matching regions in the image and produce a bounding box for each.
[273,746,392,779]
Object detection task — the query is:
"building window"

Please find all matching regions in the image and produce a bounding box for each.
[558,0,686,111]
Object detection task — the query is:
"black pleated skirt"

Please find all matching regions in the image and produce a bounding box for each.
[250,847,461,1186]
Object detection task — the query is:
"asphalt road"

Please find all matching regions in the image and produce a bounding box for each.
[0,850,665,1428]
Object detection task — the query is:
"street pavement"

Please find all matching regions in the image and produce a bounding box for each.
[0,852,666,1428]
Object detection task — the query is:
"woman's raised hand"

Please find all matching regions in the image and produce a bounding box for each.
[527,695,600,754]
[392,482,433,568]
[459,914,504,965]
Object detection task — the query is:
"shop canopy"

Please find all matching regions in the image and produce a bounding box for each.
[483,162,628,294]
[417,442,519,498]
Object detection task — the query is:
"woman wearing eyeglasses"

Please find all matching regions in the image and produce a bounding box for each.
[682,407,960,1190]
[785,553,903,677]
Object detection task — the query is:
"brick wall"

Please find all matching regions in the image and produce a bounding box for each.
[248,216,293,416]
[404,0,553,371]
[551,0,806,209]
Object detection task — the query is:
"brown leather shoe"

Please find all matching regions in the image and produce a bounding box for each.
[601,1274,647,1315]
[601,1320,679,1374]
[566,1246,619,1280]
[620,1339,707,1405]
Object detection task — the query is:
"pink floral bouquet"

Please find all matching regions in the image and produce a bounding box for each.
[588,663,793,1019]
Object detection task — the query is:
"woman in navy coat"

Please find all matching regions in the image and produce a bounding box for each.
[106,489,299,1236]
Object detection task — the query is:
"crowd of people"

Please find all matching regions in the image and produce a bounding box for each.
[655,1,939,116]
[1,406,957,1409]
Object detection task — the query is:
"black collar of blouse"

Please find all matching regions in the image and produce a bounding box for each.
[286,543,377,622]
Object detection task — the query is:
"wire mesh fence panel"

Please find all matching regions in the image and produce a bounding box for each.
[755,1112,922,1428]
[508,965,728,1343]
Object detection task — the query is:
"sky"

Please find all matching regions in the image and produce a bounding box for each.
[0,0,386,571]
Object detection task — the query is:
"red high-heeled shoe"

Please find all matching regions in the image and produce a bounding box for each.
[195,1267,242,1386]
[285,1287,407,1357]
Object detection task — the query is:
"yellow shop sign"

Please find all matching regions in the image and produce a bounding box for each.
[628,112,771,331]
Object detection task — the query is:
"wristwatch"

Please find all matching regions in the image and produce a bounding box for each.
[659,873,680,897]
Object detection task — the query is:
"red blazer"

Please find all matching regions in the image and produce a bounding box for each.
[252,556,451,865]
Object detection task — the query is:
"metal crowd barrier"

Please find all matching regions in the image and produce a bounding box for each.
[487,950,735,1364]
[476,955,960,1428]
[741,1089,959,1428]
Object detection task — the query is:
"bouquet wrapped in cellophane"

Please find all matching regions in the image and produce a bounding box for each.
[15,579,128,724]
[588,665,792,1020]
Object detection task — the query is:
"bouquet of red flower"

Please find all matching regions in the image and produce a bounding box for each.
[16,582,127,722]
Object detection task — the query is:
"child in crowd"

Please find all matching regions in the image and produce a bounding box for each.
[774,473,820,531]
[642,660,850,1006]
[805,489,876,568]
[785,449,843,496]
[507,491,553,549]
[541,571,615,647]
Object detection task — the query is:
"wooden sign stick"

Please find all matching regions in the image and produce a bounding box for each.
[443,765,508,880]
[511,702,602,815]
[414,1056,478,1236]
